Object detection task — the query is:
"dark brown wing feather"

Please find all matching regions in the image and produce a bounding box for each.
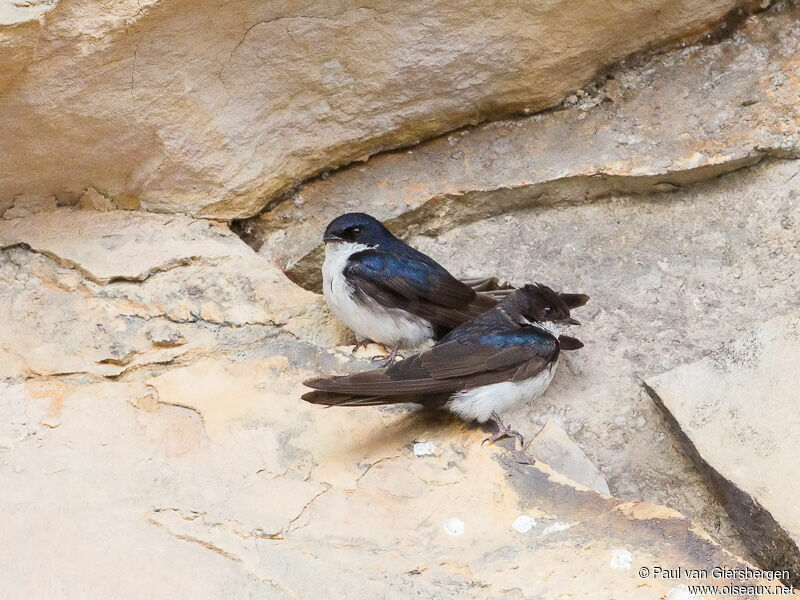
[416,341,546,379]
[557,335,584,350]
[302,326,559,406]
[351,275,496,329]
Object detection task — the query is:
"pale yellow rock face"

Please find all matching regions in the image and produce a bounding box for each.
[245,2,800,289]
[0,208,790,597]
[0,209,349,380]
[0,0,761,218]
[647,310,800,586]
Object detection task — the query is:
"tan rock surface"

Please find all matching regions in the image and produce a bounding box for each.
[397,157,800,557]
[646,310,800,586]
[0,202,796,597]
[528,418,610,495]
[0,355,786,598]
[243,2,800,289]
[0,209,348,381]
[0,0,765,218]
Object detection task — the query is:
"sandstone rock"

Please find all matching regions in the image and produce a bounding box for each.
[0,352,787,598]
[646,310,800,586]
[528,418,610,495]
[77,187,115,212]
[2,193,57,219]
[114,193,141,211]
[0,209,348,380]
[1,173,798,594]
[0,0,766,218]
[243,2,800,289]
[397,158,800,555]
[146,323,186,348]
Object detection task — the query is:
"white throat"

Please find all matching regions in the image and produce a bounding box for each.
[521,317,562,338]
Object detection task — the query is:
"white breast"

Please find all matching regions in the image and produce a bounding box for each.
[322,242,434,348]
[446,360,558,423]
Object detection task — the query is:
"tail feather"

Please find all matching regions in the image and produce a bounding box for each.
[557,335,584,350]
[559,293,590,309]
[461,278,590,310]
[302,390,420,407]
[303,390,454,409]
[460,276,514,294]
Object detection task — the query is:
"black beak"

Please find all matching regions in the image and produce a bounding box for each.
[323,234,343,243]
[562,317,581,326]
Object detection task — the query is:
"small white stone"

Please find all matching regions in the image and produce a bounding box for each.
[511,515,537,533]
[541,521,571,535]
[413,440,437,457]
[442,517,465,536]
[609,548,632,570]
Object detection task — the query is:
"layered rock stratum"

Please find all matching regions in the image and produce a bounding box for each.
[2,0,800,596]
[1,0,765,217]
[0,209,789,598]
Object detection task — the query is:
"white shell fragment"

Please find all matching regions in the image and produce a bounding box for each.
[442,517,465,536]
[512,515,537,533]
[413,440,437,456]
[609,548,632,570]
[541,521,571,535]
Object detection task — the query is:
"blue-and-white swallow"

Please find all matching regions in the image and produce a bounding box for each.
[322,212,542,364]
[303,283,587,446]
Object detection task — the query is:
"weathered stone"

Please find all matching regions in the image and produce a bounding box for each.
[528,418,610,495]
[2,161,799,594]
[0,0,766,218]
[646,310,800,586]
[400,157,800,555]
[114,193,141,211]
[146,323,186,348]
[0,353,787,598]
[2,193,57,219]
[77,187,115,212]
[0,209,349,380]
[243,2,800,289]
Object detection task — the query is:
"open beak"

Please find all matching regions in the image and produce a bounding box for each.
[562,317,581,326]
[322,234,343,243]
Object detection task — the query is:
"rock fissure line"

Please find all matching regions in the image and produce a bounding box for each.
[0,242,223,286]
[227,2,776,225]
[274,154,792,291]
[645,382,800,587]
[285,485,331,534]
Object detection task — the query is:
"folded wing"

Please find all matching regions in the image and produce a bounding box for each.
[302,327,561,405]
[345,249,496,329]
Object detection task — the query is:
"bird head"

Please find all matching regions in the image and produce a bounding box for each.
[503,283,587,328]
[322,213,393,248]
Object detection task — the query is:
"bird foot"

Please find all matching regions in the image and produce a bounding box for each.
[482,412,524,449]
[352,340,373,354]
[371,346,402,367]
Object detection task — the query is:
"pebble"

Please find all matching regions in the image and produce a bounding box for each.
[541,521,571,535]
[413,441,437,457]
[442,518,465,536]
[511,515,537,533]
[609,548,632,570]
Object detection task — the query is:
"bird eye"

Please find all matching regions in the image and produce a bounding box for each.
[543,307,553,315]
[350,226,362,235]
